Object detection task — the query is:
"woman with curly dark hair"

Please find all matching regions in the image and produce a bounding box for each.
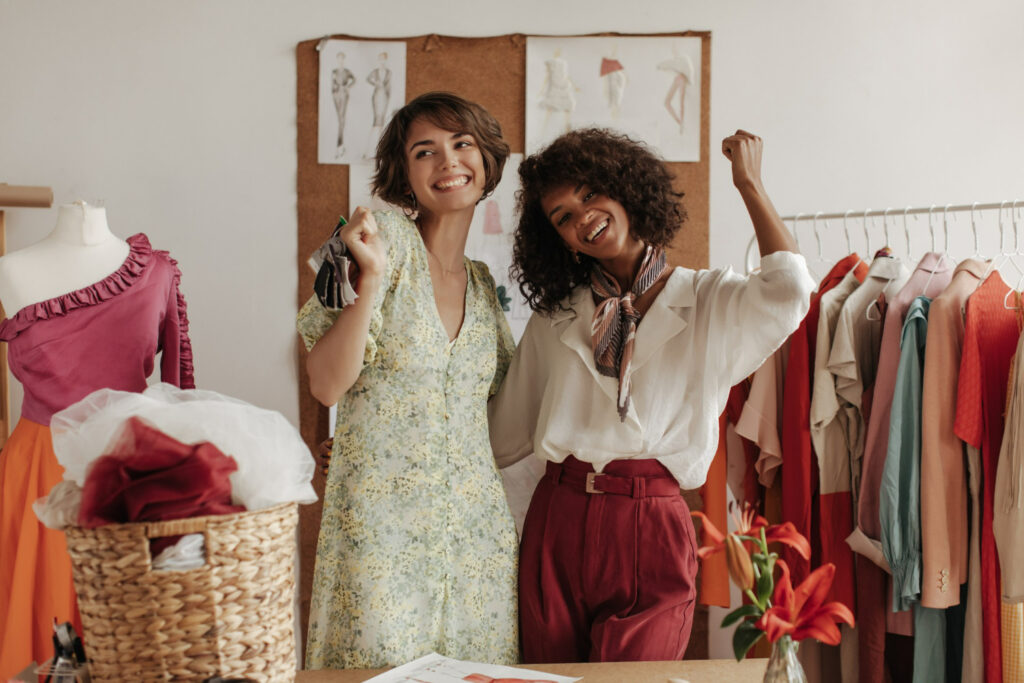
[489,128,815,662]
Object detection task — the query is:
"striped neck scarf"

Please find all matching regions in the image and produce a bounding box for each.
[590,245,669,421]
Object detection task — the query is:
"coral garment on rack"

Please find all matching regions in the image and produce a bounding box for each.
[0,234,194,678]
[955,271,1019,683]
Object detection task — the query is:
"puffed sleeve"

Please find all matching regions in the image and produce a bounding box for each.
[159,253,195,389]
[488,311,548,468]
[296,210,406,366]
[702,251,815,387]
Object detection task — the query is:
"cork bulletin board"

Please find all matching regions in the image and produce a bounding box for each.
[295,31,711,657]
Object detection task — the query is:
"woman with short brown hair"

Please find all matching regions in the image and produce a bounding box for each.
[298,91,517,669]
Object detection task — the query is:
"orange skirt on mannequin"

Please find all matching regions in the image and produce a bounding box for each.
[0,418,80,678]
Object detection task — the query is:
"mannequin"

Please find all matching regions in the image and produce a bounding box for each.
[0,202,194,678]
[0,201,129,315]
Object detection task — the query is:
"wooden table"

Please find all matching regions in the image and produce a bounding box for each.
[296,658,767,682]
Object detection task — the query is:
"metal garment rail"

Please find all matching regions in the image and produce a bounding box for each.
[744,200,1024,273]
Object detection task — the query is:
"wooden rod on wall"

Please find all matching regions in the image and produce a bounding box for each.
[0,184,53,208]
[0,185,52,445]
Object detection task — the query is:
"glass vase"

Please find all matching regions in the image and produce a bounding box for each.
[763,635,807,683]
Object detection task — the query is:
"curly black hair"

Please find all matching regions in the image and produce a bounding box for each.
[511,128,686,314]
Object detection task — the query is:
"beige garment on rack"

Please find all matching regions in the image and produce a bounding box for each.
[963,444,983,683]
[919,260,986,608]
[995,325,1024,603]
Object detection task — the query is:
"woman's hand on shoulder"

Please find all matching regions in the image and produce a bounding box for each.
[339,206,387,293]
[721,130,765,195]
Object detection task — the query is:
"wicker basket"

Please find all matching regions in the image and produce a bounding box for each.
[63,502,298,682]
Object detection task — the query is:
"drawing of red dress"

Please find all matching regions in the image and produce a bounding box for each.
[599,58,626,115]
[0,234,194,678]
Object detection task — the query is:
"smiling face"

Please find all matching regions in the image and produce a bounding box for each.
[540,183,643,266]
[404,117,486,219]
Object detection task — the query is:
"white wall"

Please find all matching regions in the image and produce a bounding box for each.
[3,0,1023,424]
[3,0,1023,653]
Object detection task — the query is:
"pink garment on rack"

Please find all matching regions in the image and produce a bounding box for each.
[0,233,195,425]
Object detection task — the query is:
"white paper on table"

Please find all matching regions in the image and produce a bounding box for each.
[364,652,580,683]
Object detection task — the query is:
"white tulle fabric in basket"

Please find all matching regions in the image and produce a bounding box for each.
[51,383,317,510]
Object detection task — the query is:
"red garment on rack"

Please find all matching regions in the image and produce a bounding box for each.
[78,417,244,552]
[955,272,1020,683]
[780,254,864,605]
[950,272,1015,683]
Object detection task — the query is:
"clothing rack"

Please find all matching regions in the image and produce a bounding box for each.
[745,200,1024,274]
[0,184,54,446]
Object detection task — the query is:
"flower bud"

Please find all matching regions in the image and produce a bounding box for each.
[725,533,755,590]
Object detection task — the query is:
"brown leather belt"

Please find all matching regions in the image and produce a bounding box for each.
[547,461,681,499]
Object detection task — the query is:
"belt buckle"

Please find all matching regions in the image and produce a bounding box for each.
[585,472,604,495]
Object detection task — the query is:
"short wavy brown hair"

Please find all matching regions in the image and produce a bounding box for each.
[372,92,510,212]
[512,128,686,314]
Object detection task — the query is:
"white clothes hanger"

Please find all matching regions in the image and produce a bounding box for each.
[1003,200,1024,310]
[902,206,916,261]
[864,208,898,321]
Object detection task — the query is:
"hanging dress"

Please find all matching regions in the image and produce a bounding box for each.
[0,233,194,678]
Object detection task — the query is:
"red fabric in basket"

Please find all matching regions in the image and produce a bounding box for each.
[78,417,244,552]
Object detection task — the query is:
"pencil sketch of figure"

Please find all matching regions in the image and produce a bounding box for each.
[363,51,392,159]
[331,52,356,158]
[657,54,694,135]
[538,51,576,136]
[599,57,627,119]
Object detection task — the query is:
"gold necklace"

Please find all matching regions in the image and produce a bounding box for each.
[427,249,464,276]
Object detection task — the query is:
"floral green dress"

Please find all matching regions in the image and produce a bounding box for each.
[297,210,519,669]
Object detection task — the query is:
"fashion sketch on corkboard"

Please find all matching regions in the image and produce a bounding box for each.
[330,52,357,159]
[526,35,701,162]
[317,39,406,165]
[600,55,627,119]
[657,53,695,136]
[364,51,393,160]
[536,50,578,139]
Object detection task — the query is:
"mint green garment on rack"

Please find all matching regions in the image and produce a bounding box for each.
[880,295,947,683]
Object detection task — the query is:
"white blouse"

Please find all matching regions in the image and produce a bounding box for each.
[488,251,815,490]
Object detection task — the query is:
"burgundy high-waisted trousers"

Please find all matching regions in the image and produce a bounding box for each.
[519,455,699,663]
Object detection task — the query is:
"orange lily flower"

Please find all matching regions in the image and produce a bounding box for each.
[724,533,755,590]
[691,504,811,561]
[756,560,855,645]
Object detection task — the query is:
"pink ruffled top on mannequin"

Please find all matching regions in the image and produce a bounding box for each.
[0,233,195,425]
